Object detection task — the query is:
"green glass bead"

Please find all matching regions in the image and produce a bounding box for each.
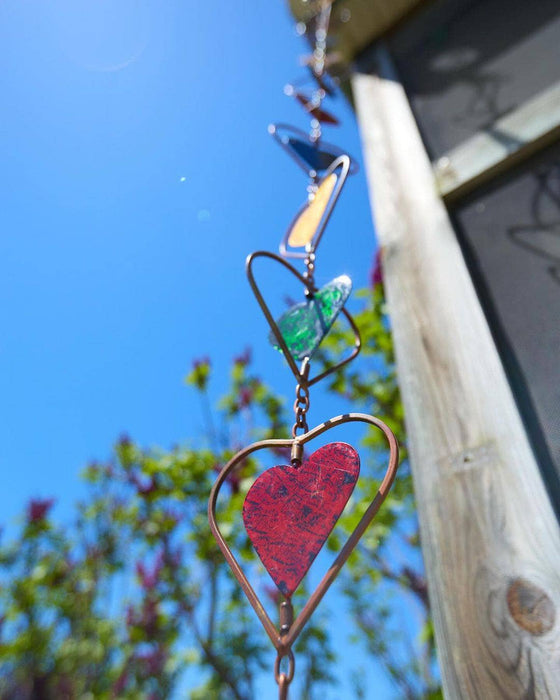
[269,275,352,361]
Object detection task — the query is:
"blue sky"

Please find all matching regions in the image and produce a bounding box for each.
[0,0,390,695]
[0,0,376,519]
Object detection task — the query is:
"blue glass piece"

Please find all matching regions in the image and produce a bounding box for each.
[286,137,339,173]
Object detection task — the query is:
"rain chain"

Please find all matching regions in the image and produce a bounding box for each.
[208,3,399,698]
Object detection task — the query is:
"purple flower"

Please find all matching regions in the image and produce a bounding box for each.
[264,585,282,606]
[126,604,136,628]
[371,248,383,287]
[138,646,166,676]
[136,553,164,591]
[234,347,252,367]
[192,356,211,371]
[113,669,128,694]
[226,470,241,495]
[141,598,159,637]
[127,598,160,637]
[215,461,244,494]
[118,433,132,448]
[239,386,253,408]
[130,472,157,496]
[170,545,183,567]
[189,356,211,391]
[26,498,55,524]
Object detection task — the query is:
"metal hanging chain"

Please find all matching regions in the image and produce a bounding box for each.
[303,251,316,292]
[311,0,332,80]
[276,600,295,698]
[308,0,332,146]
[292,381,310,438]
[268,5,339,697]
[292,358,311,438]
[275,649,295,700]
[292,1,328,438]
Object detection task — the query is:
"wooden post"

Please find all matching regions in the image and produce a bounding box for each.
[352,45,560,697]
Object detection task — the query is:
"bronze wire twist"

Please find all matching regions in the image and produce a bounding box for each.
[207,412,399,698]
[245,250,361,388]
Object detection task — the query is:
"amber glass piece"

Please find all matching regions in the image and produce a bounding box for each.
[288,174,337,248]
[269,275,352,361]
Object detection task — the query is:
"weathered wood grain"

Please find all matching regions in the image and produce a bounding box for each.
[352,45,560,698]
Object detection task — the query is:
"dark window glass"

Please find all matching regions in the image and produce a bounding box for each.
[389,0,560,158]
[454,141,560,501]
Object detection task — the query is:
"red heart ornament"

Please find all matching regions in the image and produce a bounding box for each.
[242,442,360,597]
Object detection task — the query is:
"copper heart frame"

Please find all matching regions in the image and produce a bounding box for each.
[280,154,350,260]
[268,123,359,179]
[246,250,361,387]
[208,412,399,665]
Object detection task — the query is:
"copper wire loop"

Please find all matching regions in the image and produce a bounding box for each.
[207,412,399,658]
[208,413,399,700]
[274,650,295,684]
[245,251,362,387]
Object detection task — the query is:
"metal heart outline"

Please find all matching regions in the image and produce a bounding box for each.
[246,250,361,387]
[208,412,399,656]
[279,154,350,260]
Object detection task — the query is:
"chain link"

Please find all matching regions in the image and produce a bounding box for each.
[292,358,311,438]
[274,649,295,685]
[304,252,316,293]
[292,381,310,437]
